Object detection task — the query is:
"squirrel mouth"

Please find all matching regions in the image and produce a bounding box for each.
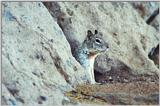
[88,52,98,59]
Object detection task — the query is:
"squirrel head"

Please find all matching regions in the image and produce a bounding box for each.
[84,30,109,54]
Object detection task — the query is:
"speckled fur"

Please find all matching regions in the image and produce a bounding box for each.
[74,30,109,84]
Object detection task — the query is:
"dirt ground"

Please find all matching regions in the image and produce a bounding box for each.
[65,67,159,105]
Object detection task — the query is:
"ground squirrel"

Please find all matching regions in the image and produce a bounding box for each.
[74,30,109,84]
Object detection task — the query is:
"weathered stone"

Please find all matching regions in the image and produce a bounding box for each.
[44,2,159,75]
[65,83,159,105]
[131,2,159,31]
[148,44,159,67]
[2,2,88,105]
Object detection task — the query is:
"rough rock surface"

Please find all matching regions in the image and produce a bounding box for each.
[148,44,159,66]
[2,2,88,105]
[66,82,159,105]
[131,2,159,31]
[44,2,159,75]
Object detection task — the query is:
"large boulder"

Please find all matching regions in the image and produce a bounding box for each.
[2,2,87,105]
[44,2,159,75]
[131,2,159,31]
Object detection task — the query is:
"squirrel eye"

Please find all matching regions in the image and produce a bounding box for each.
[95,38,101,44]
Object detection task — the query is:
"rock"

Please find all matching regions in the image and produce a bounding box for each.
[2,2,88,105]
[2,83,21,106]
[94,55,113,73]
[44,2,159,75]
[66,82,159,105]
[95,57,159,84]
[131,2,158,19]
[134,93,159,105]
[148,44,159,67]
[94,92,159,105]
[131,2,159,31]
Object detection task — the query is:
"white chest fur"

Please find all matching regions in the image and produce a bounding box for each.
[88,54,98,84]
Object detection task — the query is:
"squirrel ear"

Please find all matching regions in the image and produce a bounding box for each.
[87,30,93,35]
[87,30,93,39]
[95,30,98,34]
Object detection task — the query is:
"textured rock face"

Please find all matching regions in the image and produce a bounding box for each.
[2,2,87,105]
[66,83,159,105]
[44,2,159,75]
[131,2,159,31]
[148,44,159,66]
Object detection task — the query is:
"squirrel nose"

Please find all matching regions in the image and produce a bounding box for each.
[106,43,109,49]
